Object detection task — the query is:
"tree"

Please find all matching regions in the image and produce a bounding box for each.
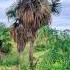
[6,0,61,70]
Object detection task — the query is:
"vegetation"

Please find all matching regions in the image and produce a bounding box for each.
[0,25,70,70]
[0,23,12,54]
[5,0,61,70]
[34,26,70,70]
[0,0,68,70]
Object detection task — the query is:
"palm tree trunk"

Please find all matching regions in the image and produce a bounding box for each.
[0,50,1,60]
[29,41,34,70]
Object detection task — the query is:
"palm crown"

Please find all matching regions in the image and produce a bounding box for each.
[6,0,61,19]
[6,0,61,53]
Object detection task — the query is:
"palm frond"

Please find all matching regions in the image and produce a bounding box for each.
[50,0,61,14]
[6,4,17,19]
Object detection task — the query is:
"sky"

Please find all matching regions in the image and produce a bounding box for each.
[0,0,70,30]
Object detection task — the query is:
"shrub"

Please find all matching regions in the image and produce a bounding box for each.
[35,26,70,70]
[0,23,12,54]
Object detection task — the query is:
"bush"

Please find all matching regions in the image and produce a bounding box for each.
[0,23,12,54]
[35,26,70,70]
[1,54,19,66]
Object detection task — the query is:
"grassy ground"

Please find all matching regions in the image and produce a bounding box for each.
[0,40,46,70]
[0,41,31,70]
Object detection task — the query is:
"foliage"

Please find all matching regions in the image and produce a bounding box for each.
[0,23,12,54]
[0,54,19,66]
[34,26,70,70]
[0,24,70,70]
[6,4,17,20]
[6,0,61,20]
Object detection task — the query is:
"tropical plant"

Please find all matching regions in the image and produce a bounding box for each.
[0,22,12,54]
[6,0,61,70]
[34,26,70,70]
[6,0,61,19]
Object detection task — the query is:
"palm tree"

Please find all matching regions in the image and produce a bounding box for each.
[6,0,61,70]
[6,0,61,50]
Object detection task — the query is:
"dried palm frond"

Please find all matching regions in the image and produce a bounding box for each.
[7,0,61,53]
[9,0,52,52]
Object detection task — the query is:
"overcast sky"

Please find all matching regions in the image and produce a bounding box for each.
[0,0,70,30]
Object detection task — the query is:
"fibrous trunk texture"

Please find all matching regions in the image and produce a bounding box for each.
[11,0,51,52]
